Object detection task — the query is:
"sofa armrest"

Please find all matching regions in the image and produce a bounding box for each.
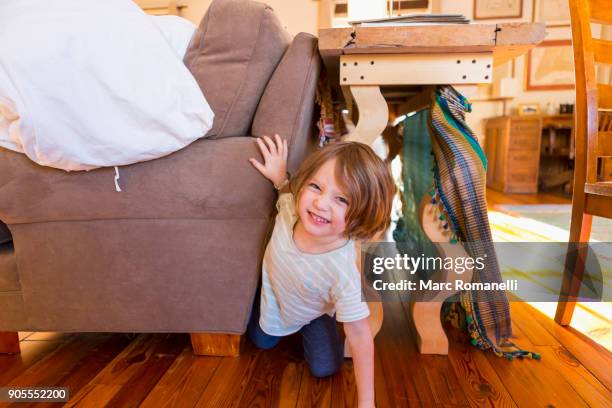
[0,137,275,225]
[251,32,321,175]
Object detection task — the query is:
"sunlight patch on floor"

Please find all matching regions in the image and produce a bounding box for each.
[488,209,611,352]
[527,302,611,351]
[488,210,570,242]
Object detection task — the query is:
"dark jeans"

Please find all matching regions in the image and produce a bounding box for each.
[248,291,344,378]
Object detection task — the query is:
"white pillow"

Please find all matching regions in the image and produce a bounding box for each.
[150,15,196,58]
[0,0,214,171]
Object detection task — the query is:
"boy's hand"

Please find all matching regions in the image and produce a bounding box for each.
[249,134,288,188]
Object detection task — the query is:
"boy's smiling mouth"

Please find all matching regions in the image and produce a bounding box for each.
[307,210,330,224]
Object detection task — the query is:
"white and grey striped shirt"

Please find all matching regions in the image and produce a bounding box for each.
[259,193,370,336]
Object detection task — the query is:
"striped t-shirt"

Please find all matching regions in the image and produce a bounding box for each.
[259,193,370,336]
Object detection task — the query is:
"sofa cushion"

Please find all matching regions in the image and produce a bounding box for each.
[184,0,291,139]
[0,222,11,244]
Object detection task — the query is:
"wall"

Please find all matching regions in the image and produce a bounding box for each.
[174,0,582,139]
[180,0,213,24]
[180,0,318,36]
[437,0,576,139]
[435,2,608,136]
[508,26,576,111]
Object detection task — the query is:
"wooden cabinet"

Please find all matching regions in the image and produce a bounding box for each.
[539,114,575,193]
[602,158,612,181]
[484,116,541,193]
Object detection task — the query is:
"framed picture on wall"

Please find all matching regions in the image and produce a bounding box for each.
[533,0,571,26]
[473,0,523,20]
[526,40,575,91]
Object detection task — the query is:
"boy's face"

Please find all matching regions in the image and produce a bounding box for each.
[296,158,349,243]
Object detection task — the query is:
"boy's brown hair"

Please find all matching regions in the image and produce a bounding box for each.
[290,141,396,241]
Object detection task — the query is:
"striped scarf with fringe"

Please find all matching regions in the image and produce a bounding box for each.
[396,85,539,360]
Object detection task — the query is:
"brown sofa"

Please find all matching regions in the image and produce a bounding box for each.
[0,0,320,356]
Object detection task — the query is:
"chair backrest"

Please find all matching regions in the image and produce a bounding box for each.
[569,0,612,183]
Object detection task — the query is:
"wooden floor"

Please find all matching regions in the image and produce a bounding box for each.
[2,190,610,407]
[485,188,572,208]
[1,301,611,407]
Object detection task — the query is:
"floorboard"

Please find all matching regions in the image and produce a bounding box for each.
[484,322,591,408]
[104,334,187,407]
[237,337,303,408]
[514,303,612,392]
[192,342,262,407]
[2,305,610,408]
[398,302,469,406]
[139,346,221,407]
[377,301,436,405]
[0,337,72,385]
[445,326,517,408]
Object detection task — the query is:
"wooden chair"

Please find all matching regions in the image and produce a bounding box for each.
[555,0,612,325]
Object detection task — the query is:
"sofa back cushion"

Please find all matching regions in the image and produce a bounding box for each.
[184,0,291,139]
[251,33,320,174]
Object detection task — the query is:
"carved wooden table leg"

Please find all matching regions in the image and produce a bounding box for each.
[410,302,449,354]
[0,331,20,354]
[346,85,388,146]
[413,196,474,355]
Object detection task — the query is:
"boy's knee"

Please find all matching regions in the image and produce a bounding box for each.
[248,325,280,350]
[308,360,342,378]
[252,337,278,350]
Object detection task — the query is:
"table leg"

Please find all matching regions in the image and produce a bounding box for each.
[340,85,353,115]
[347,85,388,146]
[411,302,449,354]
[415,196,474,354]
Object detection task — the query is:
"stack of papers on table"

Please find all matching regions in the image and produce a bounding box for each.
[349,14,469,27]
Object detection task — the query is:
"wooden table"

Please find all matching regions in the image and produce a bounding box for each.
[319,23,546,145]
[319,23,546,355]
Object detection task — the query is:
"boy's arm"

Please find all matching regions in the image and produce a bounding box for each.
[344,318,375,408]
[249,134,289,189]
